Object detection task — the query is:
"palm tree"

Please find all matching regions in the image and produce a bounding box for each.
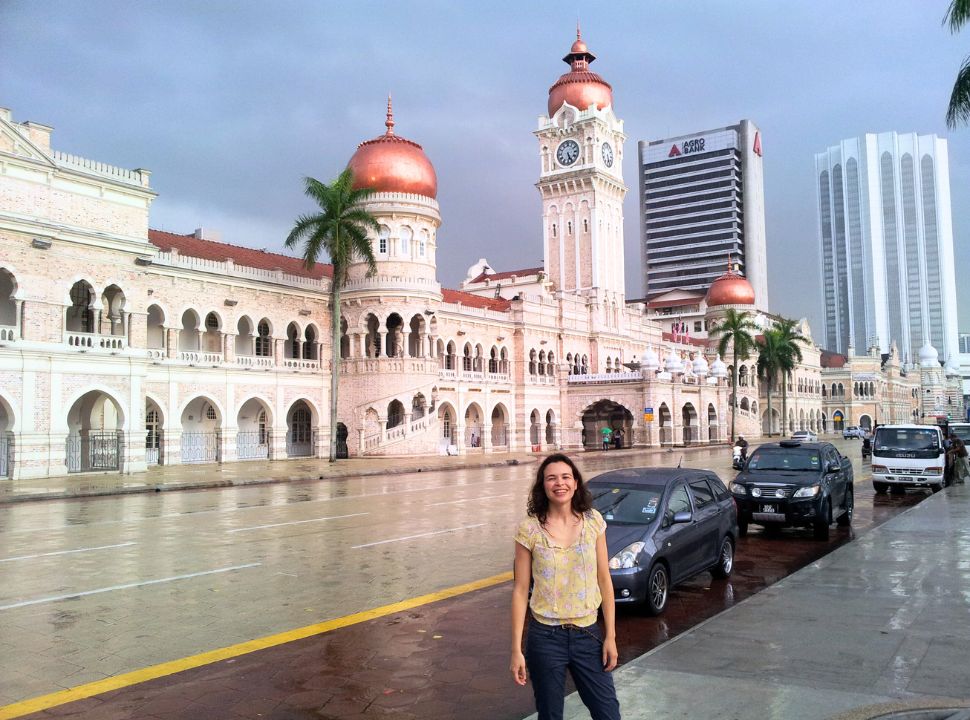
[773,318,808,436]
[709,308,757,442]
[285,169,379,462]
[756,329,784,437]
[945,0,970,127]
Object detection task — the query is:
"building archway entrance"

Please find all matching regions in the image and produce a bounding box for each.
[682,403,698,445]
[832,410,845,432]
[0,396,14,477]
[145,399,163,466]
[336,422,349,459]
[180,397,221,464]
[286,401,314,457]
[67,390,124,472]
[581,400,633,451]
[236,398,271,461]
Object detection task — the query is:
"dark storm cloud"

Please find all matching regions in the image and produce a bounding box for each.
[1,0,967,337]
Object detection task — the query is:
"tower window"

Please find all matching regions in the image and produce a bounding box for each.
[567,221,573,235]
[552,223,557,238]
[379,237,387,254]
[583,219,588,233]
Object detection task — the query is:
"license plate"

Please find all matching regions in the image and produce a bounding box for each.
[900,476,915,482]
[762,504,776,513]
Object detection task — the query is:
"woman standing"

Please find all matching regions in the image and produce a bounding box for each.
[510,453,621,720]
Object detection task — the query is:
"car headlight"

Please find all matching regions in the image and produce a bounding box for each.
[871,465,888,474]
[609,541,645,569]
[793,485,820,498]
[729,481,747,495]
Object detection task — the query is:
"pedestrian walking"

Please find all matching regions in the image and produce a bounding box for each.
[951,436,969,484]
[600,426,612,451]
[510,453,621,720]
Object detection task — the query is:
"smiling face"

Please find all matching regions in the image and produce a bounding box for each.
[543,461,577,505]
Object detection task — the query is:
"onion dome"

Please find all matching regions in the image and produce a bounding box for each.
[641,346,660,371]
[347,96,437,198]
[710,354,728,378]
[692,354,709,376]
[945,358,960,377]
[919,343,939,367]
[547,25,613,116]
[665,350,684,375]
[706,263,756,307]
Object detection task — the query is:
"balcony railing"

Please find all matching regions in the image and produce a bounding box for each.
[236,355,275,368]
[282,358,319,371]
[567,371,641,384]
[65,331,127,351]
[177,351,223,365]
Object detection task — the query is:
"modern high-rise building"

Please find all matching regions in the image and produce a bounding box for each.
[637,120,768,305]
[815,132,959,365]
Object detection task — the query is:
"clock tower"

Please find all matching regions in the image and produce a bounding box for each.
[536,27,627,301]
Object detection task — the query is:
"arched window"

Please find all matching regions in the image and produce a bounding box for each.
[529,349,537,375]
[0,268,17,329]
[303,325,317,359]
[256,320,272,357]
[67,280,95,333]
[538,350,546,376]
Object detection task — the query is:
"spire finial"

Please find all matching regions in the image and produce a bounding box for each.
[576,19,581,39]
[385,94,395,135]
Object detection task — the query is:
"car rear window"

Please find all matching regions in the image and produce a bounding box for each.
[748,448,821,471]
[590,484,664,525]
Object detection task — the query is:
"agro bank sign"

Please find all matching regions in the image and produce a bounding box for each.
[643,128,739,164]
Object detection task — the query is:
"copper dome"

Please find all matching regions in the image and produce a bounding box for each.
[706,267,756,307]
[547,27,613,117]
[347,97,437,199]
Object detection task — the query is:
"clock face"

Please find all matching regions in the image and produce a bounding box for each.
[556,139,580,166]
[601,142,614,167]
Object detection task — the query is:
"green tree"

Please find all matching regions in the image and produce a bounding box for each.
[945,0,970,127]
[285,169,379,462]
[756,329,784,437]
[709,309,757,442]
[773,318,808,436]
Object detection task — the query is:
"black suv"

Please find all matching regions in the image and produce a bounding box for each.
[729,441,854,540]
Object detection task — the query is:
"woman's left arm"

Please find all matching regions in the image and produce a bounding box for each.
[595,531,618,671]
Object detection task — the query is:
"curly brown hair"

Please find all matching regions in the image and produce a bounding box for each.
[527,453,592,524]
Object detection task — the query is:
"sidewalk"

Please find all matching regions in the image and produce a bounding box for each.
[0,443,728,504]
[546,484,970,720]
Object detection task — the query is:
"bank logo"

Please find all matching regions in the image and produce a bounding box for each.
[668,144,681,158]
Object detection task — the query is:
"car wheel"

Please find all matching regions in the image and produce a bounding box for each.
[645,563,669,616]
[872,482,888,494]
[738,519,748,537]
[931,482,943,493]
[711,537,734,579]
[813,499,830,540]
[837,487,853,526]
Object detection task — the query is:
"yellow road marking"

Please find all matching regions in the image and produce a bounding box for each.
[0,572,512,720]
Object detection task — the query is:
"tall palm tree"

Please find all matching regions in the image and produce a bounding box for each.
[945,0,970,127]
[285,169,379,462]
[709,308,757,442]
[756,328,784,437]
[773,318,808,436]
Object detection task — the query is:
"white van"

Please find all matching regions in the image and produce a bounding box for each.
[871,424,946,493]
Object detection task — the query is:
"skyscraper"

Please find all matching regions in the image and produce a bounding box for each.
[637,120,768,305]
[815,132,959,365]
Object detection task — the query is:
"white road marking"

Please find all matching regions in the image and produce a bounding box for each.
[0,541,136,563]
[0,562,261,611]
[227,512,369,533]
[352,523,486,549]
[429,493,512,506]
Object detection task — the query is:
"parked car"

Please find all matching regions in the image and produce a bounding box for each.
[792,430,818,443]
[588,467,738,615]
[730,440,854,540]
[842,426,867,439]
[871,424,946,493]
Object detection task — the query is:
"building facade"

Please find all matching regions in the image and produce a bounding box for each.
[815,132,959,366]
[637,120,768,305]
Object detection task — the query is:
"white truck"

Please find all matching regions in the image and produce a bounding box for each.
[871,424,946,493]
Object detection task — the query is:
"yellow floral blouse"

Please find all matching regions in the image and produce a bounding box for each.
[515,509,607,627]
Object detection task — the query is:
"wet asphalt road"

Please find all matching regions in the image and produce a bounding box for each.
[0,438,926,719]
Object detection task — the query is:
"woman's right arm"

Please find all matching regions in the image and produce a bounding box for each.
[510,542,532,686]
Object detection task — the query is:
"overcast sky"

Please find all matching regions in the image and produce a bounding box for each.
[2,0,967,338]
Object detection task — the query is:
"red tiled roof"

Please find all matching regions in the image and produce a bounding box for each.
[469,266,544,284]
[820,350,847,368]
[148,229,332,279]
[661,331,707,347]
[441,288,511,312]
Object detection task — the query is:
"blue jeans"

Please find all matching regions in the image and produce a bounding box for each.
[525,619,621,720]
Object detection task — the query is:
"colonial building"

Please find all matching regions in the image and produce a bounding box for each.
[1,32,959,483]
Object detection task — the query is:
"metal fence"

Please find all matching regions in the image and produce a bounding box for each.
[0,432,11,477]
[236,431,270,461]
[180,431,221,464]
[286,430,316,458]
[145,430,162,465]
[66,431,123,473]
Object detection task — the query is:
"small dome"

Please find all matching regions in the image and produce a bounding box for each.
[945,357,960,376]
[710,354,728,378]
[665,350,684,374]
[642,347,660,371]
[706,266,756,307]
[692,355,709,376]
[919,343,939,367]
[547,28,613,117]
[347,97,437,199]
